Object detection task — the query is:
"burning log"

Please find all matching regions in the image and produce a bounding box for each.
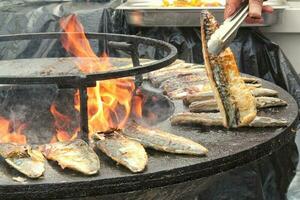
[0,143,45,178]
[189,97,287,113]
[170,112,288,128]
[183,88,279,106]
[124,122,208,156]
[93,130,148,173]
[39,139,100,175]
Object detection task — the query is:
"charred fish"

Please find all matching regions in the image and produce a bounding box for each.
[201,11,257,128]
[170,112,288,128]
[124,122,208,156]
[93,131,148,173]
[40,139,100,175]
[0,143,45,178]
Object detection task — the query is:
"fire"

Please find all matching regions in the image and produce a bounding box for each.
[0,117,27,144]
[162,0,222,7]
[50,104,78,143]
[60,15,143,137]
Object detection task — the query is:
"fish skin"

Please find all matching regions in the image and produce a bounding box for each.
[170,112,288,128]
[245,83,262,88]
[189,99,218,112]
[167,84,211,100]
[189,97,287,112]
[0,143,45,178]
[124,122,208,156]
[150,68,205,87]
[251,88,278,97]
[93,131,148,173]
[160,74,209,94]
[40,139,100,175]
[183,88,279,106]
[201,11,257,128]
[255,97,287,108]
[183,91,214,106]
[148,61,198,80]
[241,77,260,84]
[171,112,223,126]
[249,116,288,127]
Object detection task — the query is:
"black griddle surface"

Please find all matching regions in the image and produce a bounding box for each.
[0,77,298,199]
[0,57,140,77]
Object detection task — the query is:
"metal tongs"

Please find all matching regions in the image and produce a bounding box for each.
[207,2,249,56]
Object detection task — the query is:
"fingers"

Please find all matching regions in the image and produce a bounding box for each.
[262,5,274,13]
[224,0,242,19]
[249,0,263,18]
[245,17,264,24]
[244,5,273,24]
[224,0,273,24]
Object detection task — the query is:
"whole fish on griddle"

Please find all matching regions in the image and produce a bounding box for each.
[93,131,148,173]
[167,84,211,100]
[201,11,257,128]
[189,97,287,112]
[150,68,205,87]
[255,97,287,108]
[183,88,279,106]
[241,77,260,84]
[124,122,208,156]
[170,112,288,127]
[148,61,196,80]
[0,143,45,178]
[40,139,100,175]
[251,88,278,97]
[160,73,209,94]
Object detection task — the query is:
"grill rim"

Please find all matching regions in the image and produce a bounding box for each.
[0,32,178,86]
[0,76,297,199]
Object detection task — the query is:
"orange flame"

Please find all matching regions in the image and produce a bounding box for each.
[50,104,78,143]
[0,118,27,144]
[60,15,143,137]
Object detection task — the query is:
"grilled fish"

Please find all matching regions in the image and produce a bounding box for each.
[255,97,287,108]
[40,139,100,175]
[93,131,148,173]
[124,122,208,156]
[170,112,288,127]
[167,84,211,100]
[201,11,257,128]
[241,77,260,84]
[148,61,196,80]
[251,88,278,97]
[0,143,45,178]
[147,59,185,78]
[189,97,287,112]
[183,88,279,106]
[150,68,205,87]
[160,74,209,94]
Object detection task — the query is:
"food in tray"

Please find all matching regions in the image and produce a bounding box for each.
[124,121,208,155]
[0,143,45,178]
[40,139,100,175]
[93,131,148,173]
[162,0,222,7]
[170,112,288,128]
[201,11,257,128]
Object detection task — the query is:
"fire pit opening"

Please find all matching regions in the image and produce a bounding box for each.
[0,16,177,145]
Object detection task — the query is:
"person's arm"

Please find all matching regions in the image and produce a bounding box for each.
[224,0,273,23]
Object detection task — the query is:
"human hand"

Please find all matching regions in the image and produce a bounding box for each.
[224,0,273,23]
